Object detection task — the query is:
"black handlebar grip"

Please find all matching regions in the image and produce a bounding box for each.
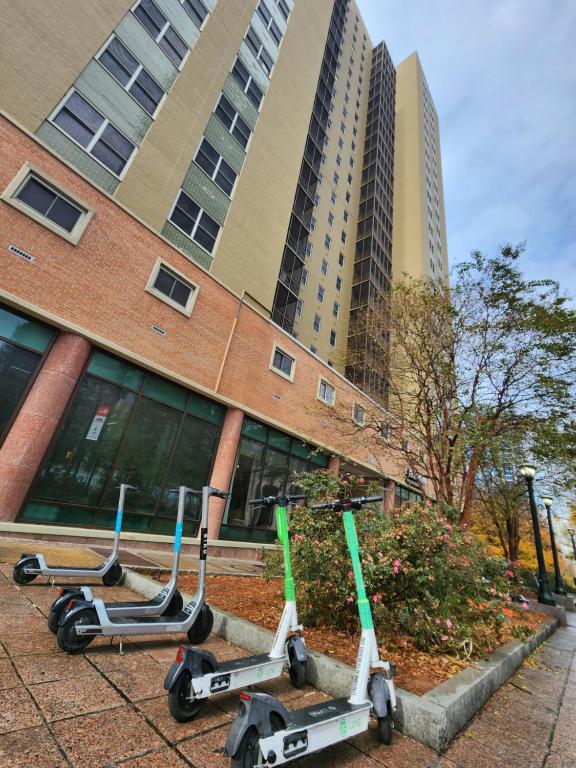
[359,495,384,504]
[288,494,307,501]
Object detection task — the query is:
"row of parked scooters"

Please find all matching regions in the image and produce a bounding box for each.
[12,484,396,766]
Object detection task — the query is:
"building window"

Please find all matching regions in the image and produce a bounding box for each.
[333,172,339,185]
[338,252,344,266]
[333,301,340,318]
[3,168,92,243]
[50,91,136,176]
[214,94,251,149]
[336,276,342,291]
[296,298,303,317]
[402,438,409,452]
[232,58,264,109]
[305,241,313,258]
[181,0,209,28]
[310,344,317,354]
[310,215,316,231]
[194,139,237,196]
[317,285,325,303]
[245,25,274,76]
[336,153,342,166]
[341,230,347,244]
[133,0,188,67]
[352,403,365,425]
[321,258,328,275]
[343,210,349,222]
[347,173,353,185]
[324,234,331,249]
[301,268,308,286]
[169,190,220,253]
[257,1,282,46]
[328,212,334,226]
[98,37,164,116]
[271,345,295,380]
[345,190,351,203]
[318,378,335,405]
[314,194,319,207]
[147,260,198,315]
[379,424,389,441]
[330,191,337,204]
[329,329,336,347]
[276,0,290,21]
[313,313,321,332]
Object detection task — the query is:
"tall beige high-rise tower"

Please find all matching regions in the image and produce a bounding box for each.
[393,52,448,284]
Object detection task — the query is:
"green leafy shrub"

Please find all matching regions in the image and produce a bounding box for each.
[263,471,516,657]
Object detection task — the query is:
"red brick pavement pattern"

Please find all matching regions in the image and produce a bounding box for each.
[0,562,575,768]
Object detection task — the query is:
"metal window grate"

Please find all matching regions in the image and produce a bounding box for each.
[8,244,34,262]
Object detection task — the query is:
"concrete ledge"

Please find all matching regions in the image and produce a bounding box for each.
[123,570,558,752]
[527,599,567,625]
[552,593,576,612]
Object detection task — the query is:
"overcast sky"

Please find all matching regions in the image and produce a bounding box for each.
[356,0,576,295]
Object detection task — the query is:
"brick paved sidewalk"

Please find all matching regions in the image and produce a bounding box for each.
[0,562,574,768]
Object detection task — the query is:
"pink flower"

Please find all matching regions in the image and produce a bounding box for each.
[347,571,353,579]
[347,596,354,603]
[505,569,514,577]
[393,559,401,567]
[446,618,453,630]
[489,587,497,595]
[435,618,441,625]
[334,559,340,564]
[441,635,449,641]
[520,601,529,609]
[372,594,381,603]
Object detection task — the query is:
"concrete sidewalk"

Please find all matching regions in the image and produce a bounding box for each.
[0,561,574,767]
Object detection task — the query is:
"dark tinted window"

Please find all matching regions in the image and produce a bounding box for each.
[16,177,83,233]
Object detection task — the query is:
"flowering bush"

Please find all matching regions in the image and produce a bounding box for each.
[263,472,518,658]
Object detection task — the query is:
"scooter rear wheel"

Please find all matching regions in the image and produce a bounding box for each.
[168,670,207,722]
[13,559,39,585]
[377,715,393,745]
[231,727,262,768]
[102,561,123,586]
[287,641,307,689]
[187,604,214,644]
[162,590,184,617]
[57,608,98,653]
[48,589,84,634]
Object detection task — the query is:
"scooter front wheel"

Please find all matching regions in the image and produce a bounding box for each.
[168,670,207,722]
[231,726,262,768]
[187,604,214,644]
[377,714,393,745]
[57,609,98,653]
[162,590,184,617]
[13,558,39,585]
[102,561,123,586]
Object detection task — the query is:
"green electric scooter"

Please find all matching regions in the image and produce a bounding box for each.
[164,494,308,722]
[225,495,397,766]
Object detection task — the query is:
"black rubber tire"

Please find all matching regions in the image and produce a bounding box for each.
[48,590,83,634]
[231,727,261,768]
[186,604,214,644]
[168,670,208,722]
[47,606,63,634]
[287,642,307,689]
[13,559,39,585]
[377,715,393,745]
[162,590,184,617]
[56,608,98,653]
[102,561,123,586]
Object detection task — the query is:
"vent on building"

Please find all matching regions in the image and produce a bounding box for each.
[151,324,166,336]
[8,244,34,262]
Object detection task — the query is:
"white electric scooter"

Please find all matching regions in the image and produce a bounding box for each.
[57,486,227,653]
[224,495,397,766]
[46,486,190,632]
[163,494,308,722]
[13,483,134,586]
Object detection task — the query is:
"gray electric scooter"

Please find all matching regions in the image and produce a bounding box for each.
[224,495,397,767]
[46,486,190,633]
[57,485,228,653]
[163,494,308,722]
[13,483,134,586]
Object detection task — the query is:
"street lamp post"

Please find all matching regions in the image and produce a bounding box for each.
[568,528,576,587]
[541,495,567,596]
[519,464,555,606]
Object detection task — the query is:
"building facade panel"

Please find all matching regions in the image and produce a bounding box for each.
[115,13,180,90]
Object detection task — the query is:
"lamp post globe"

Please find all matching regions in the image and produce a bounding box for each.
[541,496,567,596]
[519,463,555,606]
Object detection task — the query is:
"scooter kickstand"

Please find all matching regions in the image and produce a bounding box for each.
[119,638,124,656]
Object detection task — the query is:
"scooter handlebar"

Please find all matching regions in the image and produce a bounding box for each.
[248,494,307,505]
[312,495,383,510]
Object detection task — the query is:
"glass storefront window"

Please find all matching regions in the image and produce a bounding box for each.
[0,304,56,444]
[222,418,329,542]
[20,350,224,534]
[394,484,423,507]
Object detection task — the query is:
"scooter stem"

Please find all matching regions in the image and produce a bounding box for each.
[276,505,296,603]
[343,509,374,631]
[196,486,211,595]
[171,486,188,577]
[111,484,128,557]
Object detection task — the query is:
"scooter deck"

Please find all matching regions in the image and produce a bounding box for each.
[217,652,278,673]
[287,697,363,727]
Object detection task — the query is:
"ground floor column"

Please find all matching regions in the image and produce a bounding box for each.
[383,479,396,513]
[327,455,341,476]
[0,332,91,521]
[207,407,244,539]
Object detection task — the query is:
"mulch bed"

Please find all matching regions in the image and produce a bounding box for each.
[173,573,548,695]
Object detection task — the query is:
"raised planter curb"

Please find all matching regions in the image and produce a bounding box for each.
[123,569,558,752]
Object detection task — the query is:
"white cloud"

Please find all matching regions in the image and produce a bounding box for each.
[356,0,576,293]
